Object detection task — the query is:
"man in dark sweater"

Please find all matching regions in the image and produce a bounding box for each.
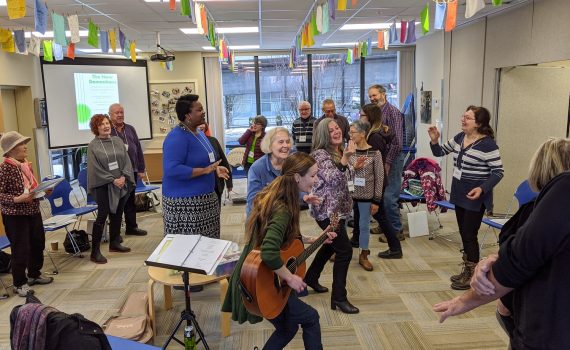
[291,101,316,154]
[313,99,350,145]
[434,172,570,349]
[109,103,147,236]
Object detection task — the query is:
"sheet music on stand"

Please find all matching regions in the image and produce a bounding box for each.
[146,234,232,275]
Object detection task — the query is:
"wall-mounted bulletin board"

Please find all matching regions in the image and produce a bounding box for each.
[149,80,197,136]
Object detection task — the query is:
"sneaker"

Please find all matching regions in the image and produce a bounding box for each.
[14,284,35,297]
[28,276,54,286]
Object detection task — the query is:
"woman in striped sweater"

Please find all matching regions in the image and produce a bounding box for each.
[428,105,504,290]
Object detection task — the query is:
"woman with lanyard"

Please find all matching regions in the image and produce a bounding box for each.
[162,94,229,238]
[428,105,504,290]
[238,115,267,175]
[346,120,384,271]
[87,115,134,264]
[0,131,54,296]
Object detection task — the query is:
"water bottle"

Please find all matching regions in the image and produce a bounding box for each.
[184,325,197,350]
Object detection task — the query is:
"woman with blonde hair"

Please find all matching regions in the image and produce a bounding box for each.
[222,152,335,349]
[434,137,570,349]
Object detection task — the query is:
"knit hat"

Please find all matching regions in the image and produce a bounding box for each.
[0,131,31,157]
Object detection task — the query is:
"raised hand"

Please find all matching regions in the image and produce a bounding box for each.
[427,126,441,144]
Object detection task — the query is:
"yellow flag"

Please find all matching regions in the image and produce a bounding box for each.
[1,33,15,53]
[130,41,136,62]
[307,24,315,47]
[109,29,117,53]
[219,39,224,59]
[337,0,347,11]
[0,28,12,43]
[7,0,26,20]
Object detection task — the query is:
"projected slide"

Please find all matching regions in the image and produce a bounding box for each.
[74,73,119,130]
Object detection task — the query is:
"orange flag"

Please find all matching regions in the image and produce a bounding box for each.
[445,0,457,32]
[377,31,384,49]
[352,0,358,7]
[67,43,75,59]
[200,7,208,35]
[170,0,176,10]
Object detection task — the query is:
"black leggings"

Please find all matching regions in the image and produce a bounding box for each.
[454,205,485,263]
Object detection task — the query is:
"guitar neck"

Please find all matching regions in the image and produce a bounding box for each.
[287,226,332,273]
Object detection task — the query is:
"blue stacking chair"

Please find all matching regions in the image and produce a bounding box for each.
[480,180,538,248]
[135,175,161,213]
[107,335,160,349]
[77,168,98,206]
[43,176,98,228]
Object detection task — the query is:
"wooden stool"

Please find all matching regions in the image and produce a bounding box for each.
[147,266,231,338]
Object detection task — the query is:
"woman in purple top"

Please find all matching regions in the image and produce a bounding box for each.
[304,118,359,314]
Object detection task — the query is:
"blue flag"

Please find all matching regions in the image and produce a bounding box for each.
[389,22,398,44]
[367,37,372,56]
[405,20,416,44]
[53,42,64,61]
[100,30,109,53]
[434,3,446,30]
[34,0,48,34]
[14,30,26,53]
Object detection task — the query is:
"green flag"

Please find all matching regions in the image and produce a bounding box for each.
[208,22,216,47]
[492,0,503,5]
[310,12,319,36]
[43,40,53,61]
[180,0,190,16]
[420,3,430,35]
[88,21,99,48]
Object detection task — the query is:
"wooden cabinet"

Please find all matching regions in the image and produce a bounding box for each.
[143,151,163,183]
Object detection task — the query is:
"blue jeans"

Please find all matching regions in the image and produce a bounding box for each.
[357,201,371,250]
[264,293,322,350]
[383,153,405,232]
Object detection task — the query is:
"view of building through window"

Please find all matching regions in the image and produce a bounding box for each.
[221,51,398,144]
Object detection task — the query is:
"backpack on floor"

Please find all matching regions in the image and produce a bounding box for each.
[63,230,91,254]
[103,291,153,343]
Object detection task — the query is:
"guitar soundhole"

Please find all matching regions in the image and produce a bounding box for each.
[286,257,297,275]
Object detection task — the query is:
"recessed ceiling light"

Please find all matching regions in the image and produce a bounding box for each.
[202,46,216,50]
[25,30,89,39]
[228,45,259,50]
[180,27,258,35]
[340,22,420,30]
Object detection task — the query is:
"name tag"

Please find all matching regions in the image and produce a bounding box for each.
[109,161,119,171]
[125,144,129,152]
[453,167,462,180]
[208,152,215,163]
[354,177,366,187]
[299,135,307,142]
[23,187,29,194]
[348,180,355,192]
[248,151,255,159]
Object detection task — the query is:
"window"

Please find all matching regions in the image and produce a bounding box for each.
[221,56,256,143]
[364,52,398,106]
[312,53,360,122]
[258,55,308,130]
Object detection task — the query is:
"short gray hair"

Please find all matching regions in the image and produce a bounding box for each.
[298,101,311,109]
[368,84,386,94]
[350,120,370,135]
[528,137,570,191]
[261,127,290,154]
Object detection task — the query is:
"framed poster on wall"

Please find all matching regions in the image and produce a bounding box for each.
[148,80,197,136]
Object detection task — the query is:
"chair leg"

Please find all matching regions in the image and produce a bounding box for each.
[219,278,231,337]
[147,279,156,339]
[164,284,173,310]
[0,277,9,299]
[44,249,59,275]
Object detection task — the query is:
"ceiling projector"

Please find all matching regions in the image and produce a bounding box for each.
[150,53,175,62]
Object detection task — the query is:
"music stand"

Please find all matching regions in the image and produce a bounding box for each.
[144,259,210,350]
[145,234,232,350]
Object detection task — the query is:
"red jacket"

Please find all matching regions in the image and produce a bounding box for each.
[401,157,447,212]
[238,129,265,166]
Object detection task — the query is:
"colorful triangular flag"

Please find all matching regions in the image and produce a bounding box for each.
[400,20,407,43]
[119,29,126,52]
[1,33,15,53]
[68,14,80,44]
[337,0,347,11]
[406,20,416,44]
[67,42,75,59]
[100,30,109,53]
[420,3,430,34]
[389,23,398,44]
[322,2,330,34]
[130,41,136,63]
[434,2,446,30]
[53,42,64,61]
[109,29,117,52]
[445,1,457,32]
[7,0,26,20]
[466,0,485,18]
[377,30,384,49]
[43,40,53,61]
[14,30,26,54]
[28,35,41,57]
[170,0,176,11]
[34,0,48,34]
[88,21,99,48]
[52,12,67,46]
[316,5,323,33]
[181,0,190,16]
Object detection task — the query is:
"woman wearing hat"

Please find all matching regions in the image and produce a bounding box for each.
[238,115,267,175]
[0,131,54,297]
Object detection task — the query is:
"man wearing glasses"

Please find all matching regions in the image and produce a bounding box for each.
[313,99,350,145]
[291,101,316,154]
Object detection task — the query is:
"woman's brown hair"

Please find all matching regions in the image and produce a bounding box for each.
[466,105,495,139]
[362,103,389,136]
[89,114,109,136]
[246,152,316,247]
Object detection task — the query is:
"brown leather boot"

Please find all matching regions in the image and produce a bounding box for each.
[359,250,373,271]
[451,261,477,290]
[450,253,468,283]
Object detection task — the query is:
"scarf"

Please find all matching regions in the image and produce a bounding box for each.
[4,157,39,192]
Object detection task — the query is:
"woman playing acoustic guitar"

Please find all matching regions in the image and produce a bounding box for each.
[222,152,336,350]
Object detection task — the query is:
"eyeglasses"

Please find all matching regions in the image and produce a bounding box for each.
[323,109,335,114]
[461,115,475,121]
[299,108,311,111]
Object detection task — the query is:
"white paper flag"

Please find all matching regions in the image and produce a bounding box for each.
[28,35,41,57]
[67,14,80,44]
[316,5,323,33]
[465,0,485,18]
[196,3,204,35]
[383,30,390,50]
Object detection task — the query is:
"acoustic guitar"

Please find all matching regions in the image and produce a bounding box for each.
[239,215,338,319]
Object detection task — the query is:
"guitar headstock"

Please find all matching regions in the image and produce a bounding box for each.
[329,213,339,231]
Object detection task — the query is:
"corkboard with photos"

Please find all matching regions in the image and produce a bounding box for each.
[149,81,197,136]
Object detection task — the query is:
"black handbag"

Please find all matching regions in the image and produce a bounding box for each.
[63,230,91,253]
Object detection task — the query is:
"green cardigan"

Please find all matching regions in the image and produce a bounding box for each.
[221,209,293,324]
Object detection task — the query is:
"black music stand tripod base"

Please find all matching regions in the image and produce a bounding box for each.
[161,271,210,350]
